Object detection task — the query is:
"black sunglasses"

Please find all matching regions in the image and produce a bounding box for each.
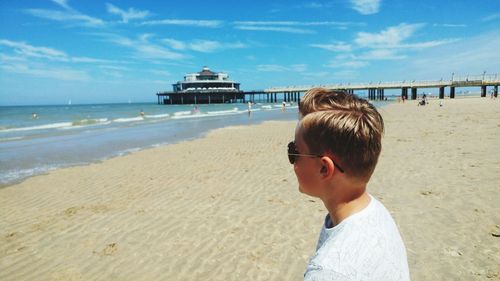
[287,141,344,173]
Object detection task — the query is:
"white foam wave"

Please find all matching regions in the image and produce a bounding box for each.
[145,113,170,119]
[0,122,73,133]
[174,111,192,116]
[171,113,206,120]
[207,108,240,115]
[0,136,24,142]
[113,117,144,123]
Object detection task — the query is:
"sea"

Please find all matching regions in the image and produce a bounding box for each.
[0,100,392,187]
[0,102,301,186]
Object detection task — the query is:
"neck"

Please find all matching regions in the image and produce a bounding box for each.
[323,188,370,227]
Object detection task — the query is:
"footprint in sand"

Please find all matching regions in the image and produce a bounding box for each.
[443,247,462,257]
[94,243,118,256]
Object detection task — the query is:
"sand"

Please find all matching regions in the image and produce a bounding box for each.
[1,97,499,280]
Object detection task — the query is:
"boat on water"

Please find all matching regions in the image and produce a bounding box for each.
[156,66,245,105]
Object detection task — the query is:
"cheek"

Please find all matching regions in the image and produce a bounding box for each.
[294,164,307,185]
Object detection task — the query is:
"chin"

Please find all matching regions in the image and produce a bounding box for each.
[298,185,309,195]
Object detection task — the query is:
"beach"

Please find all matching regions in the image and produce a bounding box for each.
[1,97,499,280]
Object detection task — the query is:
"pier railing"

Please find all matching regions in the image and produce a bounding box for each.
[265,73,500,93]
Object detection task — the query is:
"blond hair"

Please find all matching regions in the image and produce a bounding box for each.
[299,88,384,181]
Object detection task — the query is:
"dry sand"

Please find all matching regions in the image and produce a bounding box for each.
[1,97,499,280]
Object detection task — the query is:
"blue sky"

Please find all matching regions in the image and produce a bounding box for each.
[0,0,499,105]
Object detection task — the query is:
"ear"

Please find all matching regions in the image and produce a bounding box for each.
[319,156,336,179]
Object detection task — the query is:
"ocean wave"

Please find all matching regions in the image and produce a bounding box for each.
[171,113,205,119]
[113,117,144,123]
[0,122,73,133]
[173,111,192,116]
[145,113,170,119]
[0,136,24,142]
[72,118,109,126]
[207,108,240,115]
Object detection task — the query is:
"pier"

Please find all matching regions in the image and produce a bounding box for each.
[157,73,500,104]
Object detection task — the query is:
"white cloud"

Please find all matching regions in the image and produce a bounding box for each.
[233,20,364,34]
[234,21,363,27]
[327,60,368,68]
[482,13,500,22]
[0,39,68,61]
[0,63,89,81]
[161,38,246,53]
[291,64,308,72]
[359,49,406,60]
[189,40,221,53]
[104,34,185,60]
[257,64,308,72]
[51,0,72,11]
[409,31,500,78]
[355,23,424,48]
[235,25,315,34]
[433,23,467,28]
[350,0,381,15]
[310,42,352,52]
[257,64,289,72]
[25,0,105,27]
[149,70,171,77]
[141,19,223,28]
[395,39,459,49]
[0,39,124,65]
[25,9,105,27]
[162,38,186,50]
[106,3,150,23]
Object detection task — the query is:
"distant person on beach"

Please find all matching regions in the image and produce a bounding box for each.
[289,88,409,280]
[247,101,252,114]
[282,101,286,112]
[31,112,38,119]
[193,106,199,114]
[140,110,145,117]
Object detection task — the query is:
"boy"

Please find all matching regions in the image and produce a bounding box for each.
[288,88,410,280]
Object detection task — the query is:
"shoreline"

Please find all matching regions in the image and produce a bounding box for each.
[0,104,301,187]
[1,97,499,280]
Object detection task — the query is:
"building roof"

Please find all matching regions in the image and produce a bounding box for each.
[198,66,217,76]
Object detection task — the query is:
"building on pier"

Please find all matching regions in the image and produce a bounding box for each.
[157,67,244,104]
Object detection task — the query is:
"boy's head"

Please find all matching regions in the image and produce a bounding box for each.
[297,88,384,182]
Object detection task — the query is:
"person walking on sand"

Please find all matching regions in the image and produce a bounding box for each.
[288,88,410,281]
[282,101,286,112]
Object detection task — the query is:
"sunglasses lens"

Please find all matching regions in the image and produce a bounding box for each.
[287,142,296,164]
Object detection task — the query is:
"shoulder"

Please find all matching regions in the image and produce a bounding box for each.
[306,196,410,280]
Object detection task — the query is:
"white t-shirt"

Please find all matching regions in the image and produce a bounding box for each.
[304,194,410,281]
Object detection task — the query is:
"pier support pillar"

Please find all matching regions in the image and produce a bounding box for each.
[450,87,455,99]
[401,88,408,100]
[481,86,487,97]
[439,87,445,99]
[411,88,417,100]
[367,88,374,100]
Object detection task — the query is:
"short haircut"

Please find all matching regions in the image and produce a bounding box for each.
[299,88,384,181]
